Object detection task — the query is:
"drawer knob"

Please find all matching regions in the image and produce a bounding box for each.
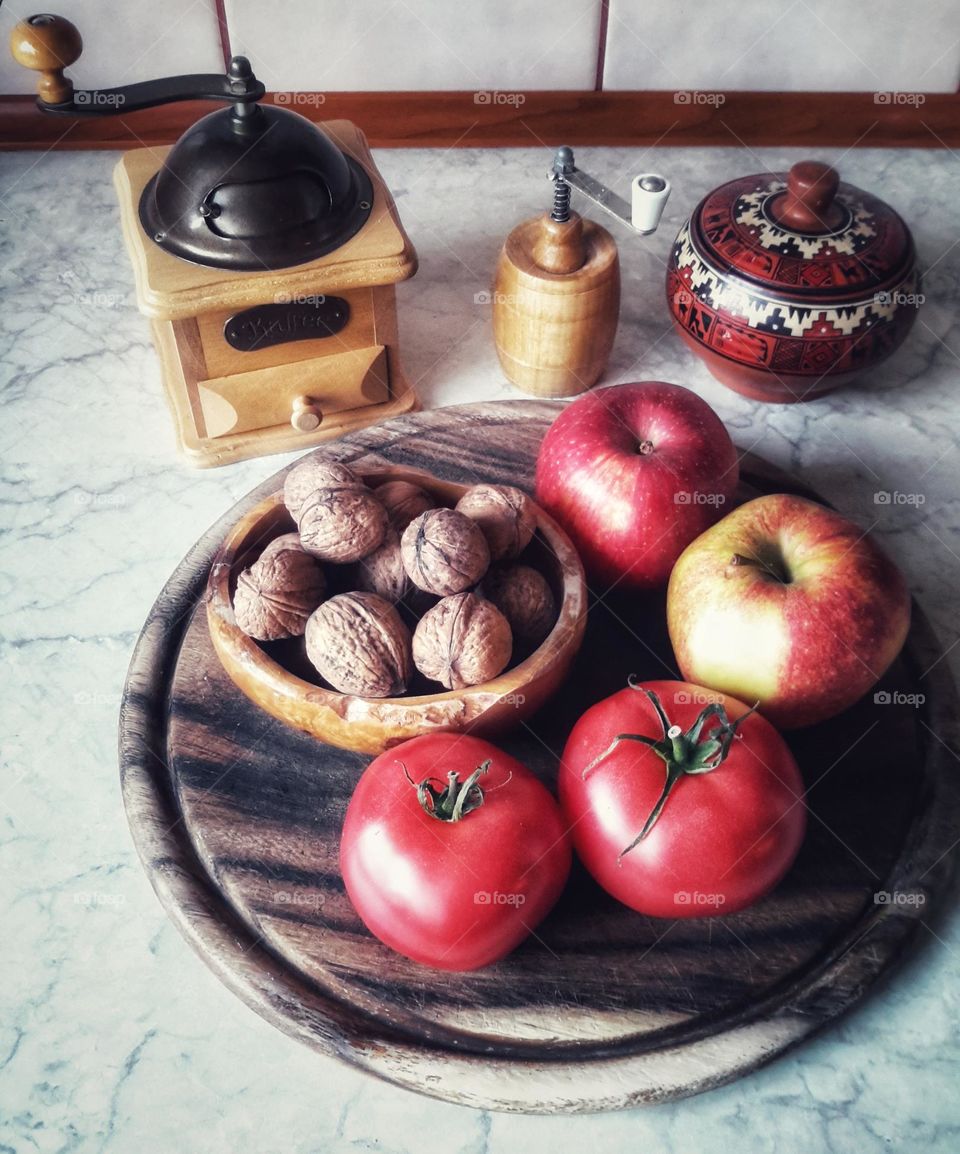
[291,395,322,432]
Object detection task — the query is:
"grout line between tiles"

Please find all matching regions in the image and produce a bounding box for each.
[213,0,232,70]
[595,0,610,91]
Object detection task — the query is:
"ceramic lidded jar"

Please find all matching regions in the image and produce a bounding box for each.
[665,161,920,402]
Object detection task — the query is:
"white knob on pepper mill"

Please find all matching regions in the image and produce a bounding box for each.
[631,174,671,234]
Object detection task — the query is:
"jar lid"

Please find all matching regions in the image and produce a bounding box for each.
[689,161,915,302]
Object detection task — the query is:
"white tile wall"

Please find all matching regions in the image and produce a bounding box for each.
[0,0,223,95]
[222,0,601,92]
[603,0,960,93]
[3,0,957,98]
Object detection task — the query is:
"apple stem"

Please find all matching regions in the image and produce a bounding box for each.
[583,689,759,855]
[729,551,790,583]
[638,440,655,455]
[410,759,491,822]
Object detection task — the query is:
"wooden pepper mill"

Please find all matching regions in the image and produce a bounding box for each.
[493,147,670,398]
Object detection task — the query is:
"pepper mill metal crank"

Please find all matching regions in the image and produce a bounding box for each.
[493,147,671,398]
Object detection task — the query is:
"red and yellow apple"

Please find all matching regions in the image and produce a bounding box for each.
[534,381,739,592]
[666,493,910,729]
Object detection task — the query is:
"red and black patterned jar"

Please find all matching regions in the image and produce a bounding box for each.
[665,160,920,403]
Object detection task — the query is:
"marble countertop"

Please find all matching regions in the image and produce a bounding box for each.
[1,143,958,1152]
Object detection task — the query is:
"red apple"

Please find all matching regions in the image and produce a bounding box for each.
[666,493,911,729]
[534,381,739,592]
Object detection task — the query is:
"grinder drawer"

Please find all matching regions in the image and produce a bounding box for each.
[197,345,390,439]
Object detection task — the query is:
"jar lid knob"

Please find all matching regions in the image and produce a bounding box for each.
[773,161,843,233]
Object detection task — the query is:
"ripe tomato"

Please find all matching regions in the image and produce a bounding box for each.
[340,733,571,971]
[558,680,805,917]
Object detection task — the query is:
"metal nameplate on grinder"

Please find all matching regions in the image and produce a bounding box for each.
[224,297,351,352]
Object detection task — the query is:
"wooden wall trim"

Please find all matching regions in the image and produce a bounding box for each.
[1,90,957,150]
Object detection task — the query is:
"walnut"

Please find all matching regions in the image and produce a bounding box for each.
[305,592,411,697]
[400,508,490,596]
[413,593,512,690]
[296,471,388,564]
[481,564,556,648]
[374,480,436,532]
[353,528,412,604]
[258,532,306,562]
[234,547,326,641]
[283,457,360,519]
[455,484,537,561]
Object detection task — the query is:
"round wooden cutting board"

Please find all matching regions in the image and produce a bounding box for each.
[119,401,960,1113]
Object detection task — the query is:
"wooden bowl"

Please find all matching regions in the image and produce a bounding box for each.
[206,467,588,755]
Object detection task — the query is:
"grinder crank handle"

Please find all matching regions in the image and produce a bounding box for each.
[551,147,671,236]
[9,13,265,116]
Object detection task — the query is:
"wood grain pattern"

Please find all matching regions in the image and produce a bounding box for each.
[118,401,960,1112]
[4,91,959,151]
[493,214,620,398]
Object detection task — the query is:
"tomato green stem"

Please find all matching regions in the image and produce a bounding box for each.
[667,725,686,764]
[582,688,759,856]
[414,760,491,822]
[620,762,686,860]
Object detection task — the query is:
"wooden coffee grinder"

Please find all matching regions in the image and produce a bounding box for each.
[493,147,670,397]
[11,14,418,466]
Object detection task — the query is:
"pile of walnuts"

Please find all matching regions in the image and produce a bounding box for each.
[232,458,558,698]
